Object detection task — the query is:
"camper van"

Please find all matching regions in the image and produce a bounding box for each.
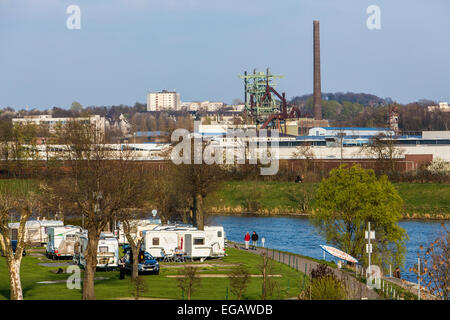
[46,226,82,260]
[8,220,64,245]
[142,225,226,260]
[73,232,119,270]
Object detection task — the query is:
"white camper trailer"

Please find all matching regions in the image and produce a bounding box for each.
[8,220,64,245]
[46,226,82,259]
[73,232,119,270]
[117,219,161,245]
[142,230,179,259]
[204,226,226,258]
[142,225,226,260]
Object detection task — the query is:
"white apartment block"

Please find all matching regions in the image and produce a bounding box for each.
[147,90,181,111]
[428,102,450,112]
[12,114,106,135]
[180,101,224,112]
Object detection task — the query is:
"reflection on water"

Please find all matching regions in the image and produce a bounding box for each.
[211,215,449,283]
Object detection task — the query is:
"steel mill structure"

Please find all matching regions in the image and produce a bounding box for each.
[238,20,326,134]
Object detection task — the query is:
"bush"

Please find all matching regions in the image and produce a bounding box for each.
[310,263,334,279]
[309,275,348,300]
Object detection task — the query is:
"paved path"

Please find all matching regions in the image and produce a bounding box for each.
[229,241,380,300]
[39,262,72,267]
[167,274,282,278]
[37,277,109,284]
[382,276,437,300]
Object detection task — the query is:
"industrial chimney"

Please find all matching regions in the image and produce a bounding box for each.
[313,20,322,120]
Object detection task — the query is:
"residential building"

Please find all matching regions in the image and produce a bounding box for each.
[427,102,450,112]
[147,90,181,111]
[180,101,224,112]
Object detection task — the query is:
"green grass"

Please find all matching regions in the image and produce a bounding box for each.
[0,247,305,300]
[205,180,450,218]
[394,183,450,217]
[0,179,36,196]
[205,181,317,214]
[0,178,448,218]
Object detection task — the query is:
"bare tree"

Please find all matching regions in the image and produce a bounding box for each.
[177,266,202,300]
[0,183,35,300]
[170,137,226,230]
[259,253,279,300]
[47,121,145,299]
[228,264,250,300]
[293,144,315,174]
[118,208,149,281]
[361,133,404,174]
[411,224,449,300]
[129,276,148,300]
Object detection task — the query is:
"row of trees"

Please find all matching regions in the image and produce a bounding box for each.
[0,121,229,300]
[290,94,449,131]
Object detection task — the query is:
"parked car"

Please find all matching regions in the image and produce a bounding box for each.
[124,249,159,275]
[1,240,26,257]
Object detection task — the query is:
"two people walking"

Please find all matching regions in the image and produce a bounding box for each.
[244,231,259,250]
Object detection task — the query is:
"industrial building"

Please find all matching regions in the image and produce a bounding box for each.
[307,127,395,137]
[12,114,106,136]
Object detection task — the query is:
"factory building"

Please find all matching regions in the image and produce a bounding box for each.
[12,114,105,136]
[308,127,395,137]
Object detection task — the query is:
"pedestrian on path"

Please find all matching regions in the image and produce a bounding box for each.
[119,256,126,280]
[251,231,259,250]
[244,232,250,250]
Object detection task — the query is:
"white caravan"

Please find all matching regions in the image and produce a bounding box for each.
[46,226,83,259]
[142,225,226,260]
[142,230,179,258]
[117,219,161,245]
[8,220,64,245]
[73,232,119,270]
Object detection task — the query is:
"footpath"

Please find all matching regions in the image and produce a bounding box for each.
[229,241,380,300]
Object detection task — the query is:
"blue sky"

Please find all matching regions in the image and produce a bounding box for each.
[0,0,449,110]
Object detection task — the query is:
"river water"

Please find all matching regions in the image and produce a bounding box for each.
[211,215,449,283]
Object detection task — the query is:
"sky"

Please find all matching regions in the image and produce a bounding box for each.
[0,0,449,110]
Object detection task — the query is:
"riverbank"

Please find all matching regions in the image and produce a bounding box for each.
[205,181,450,219]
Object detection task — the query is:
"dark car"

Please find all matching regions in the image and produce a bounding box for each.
[124,250,159,275]
[1,240,26,257]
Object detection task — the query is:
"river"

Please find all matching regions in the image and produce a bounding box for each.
[210,215,449,283]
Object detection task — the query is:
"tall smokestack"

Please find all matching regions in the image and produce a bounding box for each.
[313,20,322,120]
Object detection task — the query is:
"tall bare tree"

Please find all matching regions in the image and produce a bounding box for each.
[361,133,404,174]
[411,224,449,300]
[0,182,35,300]
[47,121,146,299]
[171,137,226,230]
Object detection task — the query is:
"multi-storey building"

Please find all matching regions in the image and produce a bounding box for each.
[147,90,181,111]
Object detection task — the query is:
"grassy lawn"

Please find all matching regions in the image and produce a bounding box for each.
[1,178,449,218]
[394,183,450,217]
[0,248,305,300]
[205,180,450,218]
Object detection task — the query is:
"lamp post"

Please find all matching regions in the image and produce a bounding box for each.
[365,222,375,267]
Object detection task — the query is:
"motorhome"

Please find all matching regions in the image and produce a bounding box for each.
[46,226,82,259]
[8,220,64,245]
[142,225,226,260]
[73,232,119,270]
